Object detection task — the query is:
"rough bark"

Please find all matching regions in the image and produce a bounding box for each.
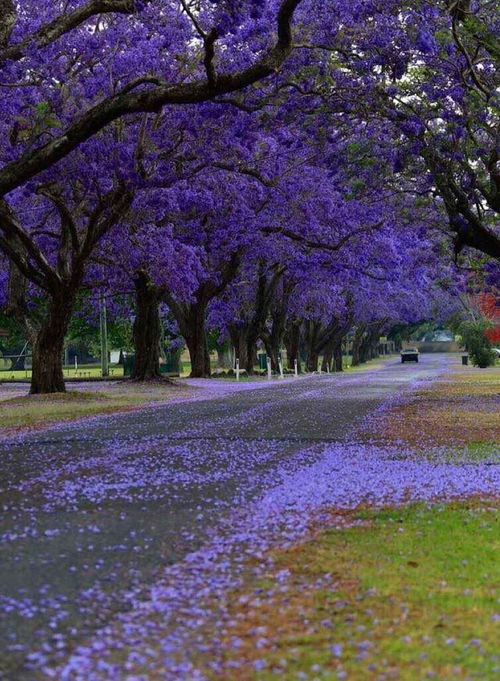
[245,331,260,374]
[304,318,348,372]
[321,343,333,372]
[0,0,15,48]
[351,324,366,367]
[306,351,319,373]
[356,321,385,364]
[131,271,162,380]
[301,320,314,371]
[241,264,285,374]
[182,301,211,378]
[163,252,240,378]
[262,338,279,373]
[0,188,132,393]
[333,340,343,372]
[228,325,248,370]
[30,293,74,394]
[260,285,290,373]
[285,321,302,372]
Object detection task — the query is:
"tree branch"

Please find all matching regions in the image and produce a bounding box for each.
[0,0,303,196]
[262,221,384,253]
[0,199,60,290]
[0,0,147,63]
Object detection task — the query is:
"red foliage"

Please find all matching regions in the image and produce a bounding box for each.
[479,293,500,343]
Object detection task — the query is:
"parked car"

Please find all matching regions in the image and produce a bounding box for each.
[401,348,419,363]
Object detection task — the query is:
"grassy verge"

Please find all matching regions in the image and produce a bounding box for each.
[342,355,392,372]
[0,354,392,381]
[0,383,193,434]
[191,363,499,680]
[206,500,499,681]
[185,355,394,379]
[0,364,125,380]
[363,366,500,451]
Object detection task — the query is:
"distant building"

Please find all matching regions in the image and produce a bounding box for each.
[410,328,459,352]
[420,328,454,343]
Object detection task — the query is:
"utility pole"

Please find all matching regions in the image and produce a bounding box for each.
[99,292,109,377]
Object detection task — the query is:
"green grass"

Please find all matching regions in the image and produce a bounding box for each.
[0,355,392,381]
[342,355,392,372]
[211,501,499,681]
[0,384,192,433]
[0,363,125,380]
[461,442,499,461]
[181,355,395,379]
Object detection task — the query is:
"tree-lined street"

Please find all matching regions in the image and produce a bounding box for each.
[0,1,498,678]
[0,356,452,678]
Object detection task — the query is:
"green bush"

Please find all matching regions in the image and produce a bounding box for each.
[459,319,495,368]
[472,346,495,368]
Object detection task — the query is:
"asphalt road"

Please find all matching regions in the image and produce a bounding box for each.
[0,354,450,679]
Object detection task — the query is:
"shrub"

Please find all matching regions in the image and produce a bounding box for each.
[459,319,496,368]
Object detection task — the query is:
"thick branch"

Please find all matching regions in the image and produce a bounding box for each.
[0,0,302,196]
[262,221,384,252]
[203,28,218,90]
[80,187,133,262]
[0,0,16,49]
[0,199,60,289]
[212,162,275,187]
[0,0,145,63]
[37,186,81,260]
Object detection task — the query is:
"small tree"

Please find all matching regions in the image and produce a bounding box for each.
[459,319,496,368]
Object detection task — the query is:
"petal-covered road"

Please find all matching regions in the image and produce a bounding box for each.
[0,355,495,679]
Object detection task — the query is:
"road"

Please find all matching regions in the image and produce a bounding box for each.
[0,355,449,679]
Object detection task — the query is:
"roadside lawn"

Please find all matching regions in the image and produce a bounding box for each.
[363,367,500,451]
[0,382,193,434]
[203,500,498,681]
[195,364,499,680]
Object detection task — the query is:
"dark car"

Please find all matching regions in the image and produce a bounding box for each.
[401,348,419,363]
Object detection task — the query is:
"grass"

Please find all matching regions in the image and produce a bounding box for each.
[205,500,499,681]
[0,383,192,433]
[187,355,394,379]
[342,355,390,372]
[363,366,500,451]
[191,360,500,680]
[0,363,125,380]
[0,354,392,381]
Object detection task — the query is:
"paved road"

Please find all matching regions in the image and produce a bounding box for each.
[0,355,449,679]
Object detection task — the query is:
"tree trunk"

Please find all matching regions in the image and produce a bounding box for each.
[185,333,208,377]
[351,325,366,367]
[306,351,319,373]
[304,320,322,372]
[216,343,233,369]
[262,300,288,373]
[285,321,302,372]
[30,294,73,394]
[184,301,210,378]
[359,336,370,363]
[262,338,280,373]
[132,272,163,380]
[333,341,343,372]
[321,348,333,372]
[245,333,259,374]
[229,325,248,370]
